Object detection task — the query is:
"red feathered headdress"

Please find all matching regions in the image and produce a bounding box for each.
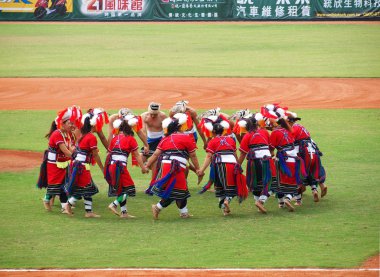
[55,105,82,129]
[81,108,109,132]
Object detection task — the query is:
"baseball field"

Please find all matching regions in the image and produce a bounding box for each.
[0,21,379,276]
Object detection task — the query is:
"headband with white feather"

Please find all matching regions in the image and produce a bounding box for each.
[113,112,142,134]
[207,120,230,134]
[162,113,189,134]
[261,104,288,122]
[81,108,109,132]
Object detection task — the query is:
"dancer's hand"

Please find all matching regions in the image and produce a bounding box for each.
[141,166,149,174]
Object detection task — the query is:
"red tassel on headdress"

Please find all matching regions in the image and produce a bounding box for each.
[198,118,212,138]
[76,108,83,128]
[232,119,240,135]
[273,103,288,111]
[103,112,109,124]
[136,116,143,132]
[56,108,68,129]
[260,107,266,115]
[219,114,228,121]
[197,118,205,130]
[94,111,109,132]
[70,106,83,128]
[96,116,103,132]
[186,113,193,129]
[70,108,77,123]
[261,107,277,119]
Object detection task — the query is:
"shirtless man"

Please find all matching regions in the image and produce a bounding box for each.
[141,102,167,163]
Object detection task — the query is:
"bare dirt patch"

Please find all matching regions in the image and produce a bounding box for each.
[1,77,378,167]
[1,78,379,110]
[0,149,42,172]
[361,254,380,269]
[1,267,379,277]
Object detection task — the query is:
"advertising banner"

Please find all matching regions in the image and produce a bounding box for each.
[0,0,379,20]
[154,0,232,20]
[0,0,152,20]
[78,0,153,20]
[232,0,314,20]
[315,0,380,18]
[0,0,73,20]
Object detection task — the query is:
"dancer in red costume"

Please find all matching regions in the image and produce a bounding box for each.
[286,111,327,205]
[263,104,306,212]
[38,106,81,213]
[64,108,108,218]
[198,120,247,216]
[105,116,149,218]
[146,113,201,220]
[238,113,273,214]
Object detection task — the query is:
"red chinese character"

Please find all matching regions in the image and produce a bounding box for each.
[131,0,142,10]
[118,0,129,10]
[105,0,115,10]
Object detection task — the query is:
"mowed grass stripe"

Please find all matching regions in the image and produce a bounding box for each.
[0,23,379,77]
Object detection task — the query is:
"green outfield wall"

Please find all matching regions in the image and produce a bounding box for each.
[0,0,379,20]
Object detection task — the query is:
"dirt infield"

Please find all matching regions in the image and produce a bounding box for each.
[1,78,379,110]
[0,77,379,171]
[1,254,378,277]
[1,76,379,171]
[0,150,42,172]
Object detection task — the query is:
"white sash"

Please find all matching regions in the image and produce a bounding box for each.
[254,149,271,159]
[219,154,237,163]
[285,148,298,163]
[75,153,87,162]
[111,154,128,163]
[162,156,187,169]
[47,152,56,161]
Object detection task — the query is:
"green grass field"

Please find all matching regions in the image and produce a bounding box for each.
[0,109,379,268]
[0,22,379,269]
[0,23,379,77]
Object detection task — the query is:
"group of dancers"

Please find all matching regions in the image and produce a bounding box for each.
[37,101,327,219]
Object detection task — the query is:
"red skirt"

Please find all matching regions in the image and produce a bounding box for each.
[278,162,297,186]
[221,163,236,187]
[159,163,187,190]
[72,163,92,187]
[47,163,66,185]
[304,152,322,180]
[108,163,134,187]
[270,159,276,178]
